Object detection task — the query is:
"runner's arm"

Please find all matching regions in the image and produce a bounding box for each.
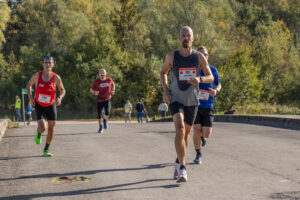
[111,81,115,95]
[160,52,173,104]
[55,75,66,106]
[90,82,99,96]
[197,52,214,83]
[26,72,39,106]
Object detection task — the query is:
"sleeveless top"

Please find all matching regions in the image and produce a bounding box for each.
[170,50,200,106]
[35,71,56,107]
[15,99,21,108]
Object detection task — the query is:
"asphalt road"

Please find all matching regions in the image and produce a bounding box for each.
[0,121,299,200]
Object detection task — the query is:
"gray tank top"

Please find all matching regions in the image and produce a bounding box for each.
[170,50,200,106]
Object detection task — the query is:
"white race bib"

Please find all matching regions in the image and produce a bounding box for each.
[199,89,210,100]
[100,83,109,88]
[38,94,51,103]
[179,67,196,81]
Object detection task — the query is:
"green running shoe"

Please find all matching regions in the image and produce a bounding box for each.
[43,150,53,157]
[35,132,42,144]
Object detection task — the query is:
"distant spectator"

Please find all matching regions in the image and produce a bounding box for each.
[26,102,33,125]
[135,99,147,123]
[158,101,168,119]
[15,95,22,121]
[124,100,132,123]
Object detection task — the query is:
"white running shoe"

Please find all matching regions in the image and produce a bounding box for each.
[173,162,180,180]
[177,168,187,183]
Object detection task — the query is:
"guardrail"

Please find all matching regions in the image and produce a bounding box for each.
[152,115,300,130]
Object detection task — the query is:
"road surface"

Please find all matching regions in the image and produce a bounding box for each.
[0,121,299,200]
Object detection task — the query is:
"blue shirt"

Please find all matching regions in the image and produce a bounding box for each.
[198,65,220,108]
[26,106,32,114]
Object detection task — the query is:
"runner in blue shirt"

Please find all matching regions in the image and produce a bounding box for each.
[26,102,33,125]
[193,46,222,164]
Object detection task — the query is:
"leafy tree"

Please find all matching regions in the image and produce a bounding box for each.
[216,50,262,111]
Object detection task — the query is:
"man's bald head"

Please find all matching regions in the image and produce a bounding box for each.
[179,26,194,49]
[180,26,193,37]
[99,68,107,80]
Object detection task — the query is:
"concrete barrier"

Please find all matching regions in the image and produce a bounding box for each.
[152,115,300,130]
[0,119,9,141]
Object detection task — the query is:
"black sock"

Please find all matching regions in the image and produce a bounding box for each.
[176,158,179,164]
[196,149,201,155]
[37,131,41,138]
[180,165,186,170]
[44,143,50,151]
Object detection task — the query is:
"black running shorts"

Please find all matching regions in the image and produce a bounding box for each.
[194,108,214,127]
[169,102,198,126]
[97,100,111,119]
[35,102,57,121]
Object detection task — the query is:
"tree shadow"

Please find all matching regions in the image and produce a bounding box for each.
[0,178,179,200]
[0,163,173,181]
[0,155,42,160]
[3,132,99,138]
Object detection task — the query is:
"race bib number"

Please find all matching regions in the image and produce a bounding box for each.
[100,83,109,88]
[199,89,210,100]
[38,94,51,103]
[179,67,196,81]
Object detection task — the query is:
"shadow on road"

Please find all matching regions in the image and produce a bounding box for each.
[0,178,179,200]
[0,163,179,200]
[0,163,173,181]
[0,155,42,160]
[3,132,99,139]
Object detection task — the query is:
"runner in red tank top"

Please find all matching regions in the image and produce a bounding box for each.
[90,68,115,133]
[35,71,56,107]
[26,56,66,157]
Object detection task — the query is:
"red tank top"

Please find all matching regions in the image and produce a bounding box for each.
[35,71,56,107]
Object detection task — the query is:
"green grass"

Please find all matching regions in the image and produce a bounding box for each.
[231,103,300,115]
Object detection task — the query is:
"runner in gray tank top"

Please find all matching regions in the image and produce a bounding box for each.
[160,26,214,183]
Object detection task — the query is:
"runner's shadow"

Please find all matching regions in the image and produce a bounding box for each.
[0,155,42,160]
[3,132,99,138]
[0,178,179,200]
[0,163,173,181]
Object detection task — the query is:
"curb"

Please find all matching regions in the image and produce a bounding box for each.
[0,119,9,141]
[152,115,300,130]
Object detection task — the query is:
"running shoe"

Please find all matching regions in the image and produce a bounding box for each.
[98,125,103,133]
[173,162,180,180]
[177,168,188,183]
[103,119,108,129]
[35,132,42,144]
[43,150,53,157]
[201,136,206,147]
[194,152,202,164]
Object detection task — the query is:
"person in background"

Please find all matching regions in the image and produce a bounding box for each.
[135,99,147,123]
[26,102,33,125]
[158,100,168,119]
[192,46,221,164]
[124,100,132,123]
[90,68,115,133]
[15,95,22,121]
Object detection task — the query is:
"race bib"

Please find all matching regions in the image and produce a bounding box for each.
[199,89,210,100]
[179,67,196,81]
[38,94,51,103]
[100,83,109,88]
